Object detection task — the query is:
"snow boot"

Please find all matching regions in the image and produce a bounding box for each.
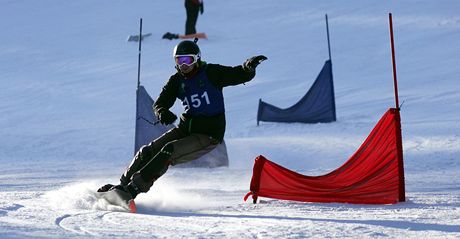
[97,184,114,192]
[101,184,138,213]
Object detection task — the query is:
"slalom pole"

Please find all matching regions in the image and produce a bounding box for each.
[137,18,143,90]
[134,19,160,126]
[389,13,406,202]
[325,14,336,121]
[325,14,332,61]
[388,13,399,109]
[134,18,143,154]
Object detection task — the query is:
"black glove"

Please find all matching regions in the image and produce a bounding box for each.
[199,2,204,14]
[243,55,268,72]
[159,109,177,125]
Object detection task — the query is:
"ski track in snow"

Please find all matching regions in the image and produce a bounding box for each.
[39,200,460,238]
[40,197,460,238]
[0,168,458,238]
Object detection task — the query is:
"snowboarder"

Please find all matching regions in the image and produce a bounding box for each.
[185,0,204,35]
[162,0,205,40]
[98,40,267,205]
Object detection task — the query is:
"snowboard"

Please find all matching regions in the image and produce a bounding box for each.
[179,32,208,39]
[127,33,152,42]
[98,188,137,213]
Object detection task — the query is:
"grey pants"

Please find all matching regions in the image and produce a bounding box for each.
[122,127,219,192]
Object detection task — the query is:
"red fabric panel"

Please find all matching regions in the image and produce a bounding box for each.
[246,108,405,204]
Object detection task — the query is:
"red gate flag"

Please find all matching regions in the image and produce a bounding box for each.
[244,108,405,204]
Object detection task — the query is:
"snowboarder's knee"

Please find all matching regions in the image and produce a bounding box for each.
[138,144,155,159]
[160,143,174,156]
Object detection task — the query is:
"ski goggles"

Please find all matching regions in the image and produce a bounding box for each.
[175,54,199,66]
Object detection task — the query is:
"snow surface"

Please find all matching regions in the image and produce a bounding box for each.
[1,0,459,238]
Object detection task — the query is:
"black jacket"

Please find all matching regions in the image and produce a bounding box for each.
[153,62,255,141]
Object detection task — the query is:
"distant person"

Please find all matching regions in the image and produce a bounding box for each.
[185,0,203,35]
[162,0,205,40]
[98,40,267,206]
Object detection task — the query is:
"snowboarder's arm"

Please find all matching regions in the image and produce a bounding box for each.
[206,55,267,88]
[206,64,256,88]
[153,75,179,116]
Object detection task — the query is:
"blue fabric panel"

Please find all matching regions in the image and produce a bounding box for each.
[257,60,336,124]
[134,85,172,154]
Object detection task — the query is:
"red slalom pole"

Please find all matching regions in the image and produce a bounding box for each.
[389,13,405,202]
[389,13,400,109]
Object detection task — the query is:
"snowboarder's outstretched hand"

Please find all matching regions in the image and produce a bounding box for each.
[243,55,268,72]
[159,109,177,125]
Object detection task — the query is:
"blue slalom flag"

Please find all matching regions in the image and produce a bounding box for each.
[257,60,336,125]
